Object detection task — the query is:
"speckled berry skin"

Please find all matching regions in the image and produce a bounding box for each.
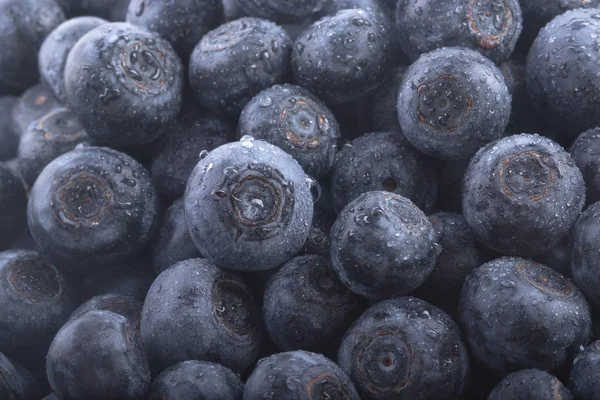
[488,369,573,400]
[330,191,437,300]
[462,134,585,257]
[569,340,600,399]
[527,8,600,141]
[570,202,600,309]
[184,138,313,272]
[64,22,183,148]
[237,84,340,180]
[38,17,108,103]
[330,132,438,214]
[126,0,224,60]
[27,146,159,275]
[570,127,600,205]
[243,350,361,400]
[458,257,592,376]
[292,8,394,105]
[338,297,470,400]
[398,47,511,161]
[236,0,328,24]
[189,18,292,118]
[396,0,522,63]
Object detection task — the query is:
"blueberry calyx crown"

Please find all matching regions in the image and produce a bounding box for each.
[35,109,86,143]
[118,39,168,96]
[468,0,513,49]
[280,97,330,149]
[497,151,558,202]
[200,19,255,53]
[212,275,256,336]
[55,171,113,227]
[9,258,60,302]
[417,75,472,133]
[516,261,573,296]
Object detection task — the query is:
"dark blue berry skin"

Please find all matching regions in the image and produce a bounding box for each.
[69,294,143,331]
[243,350,361,400]
[184,138,313,272]
[64,22,183,148]
[413,212,489,317]
[527,9,600,141]
[338,297,470,400]
[462,134,585,257]
[0,163,27,250]
[27,146,159,276]
[0,0,65,95]
[396,0,522,64]
[300,205,335,257]
[236,0,328,24]
[126,0,224,60]
[238,84,340,180]
[534,241,571,278]
[570,202,600,309]
[151,109,235,206]
[57,0,131,21]
[79,257,155,302]
[0,352,41,400]
[571,128,600,206]
[141,258,262,375]
[367,66,407,133]
[291,8,394,105]
[488,369,572,400]
[223,0,247,21]
[38,17,108,103]
[458,257,592,376]
[0,250,77,357]
[330,191,437,300]
[17,108,89,186]
[330,132,438,214]
[11,84,62,137]
[0,96,19,161]
[46,310,151,400]
[263,255,365,352]
[189,18,292,118]
[569,340,600,400]
[398,47,511,160]
[148,361,243,400]
[153,198,201,275]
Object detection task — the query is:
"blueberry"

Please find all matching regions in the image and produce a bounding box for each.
[152,198,201,275]
[330,132,438,214]
[184,138,313,271]
[263,255,365,352]
[64,22,183,148]
[17,108,89,186]
[527,9,600,141]
[0,163,27,250]
[236,0,328,24]
[291,8,394,104]
[223,0,247,21]
[462,134,585,256]
[141,258,262,374]
[569,340,600,399]
[11,84,62,136]
[151,109,235,206]
[0,0,65,94]
[238,84,340,180]
[148,360,243,400]
[27,146,159,275]
[127,0,223,61]
[0,96,19,161]
[366,66,407,133]
[0,250,77,357]
[338,297,470,400]
[570,201,600,309]
[330,191,437,300]
[534,241,571,278]
[38,17,108,103]
[413,212,489,316]
[300,205,335,257]
[398,47,511,160]
[396,0,522,64]
[76,0,131,21]
[46,310,151,400]
[243,350,360,400]
[570,128,600,206]
[488,369,572,400]
[0,352,41,400]
[189,18,292,118]
[69,293,143,331]
[458,257,591,375]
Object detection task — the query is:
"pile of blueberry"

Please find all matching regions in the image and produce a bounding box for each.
[3,0,600,398]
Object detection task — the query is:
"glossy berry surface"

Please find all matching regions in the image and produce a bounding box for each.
[487,369,572,400]
[570,202,600,309]
[569,340,600,400]
[570,127,600,206]
[236,0,327,24]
